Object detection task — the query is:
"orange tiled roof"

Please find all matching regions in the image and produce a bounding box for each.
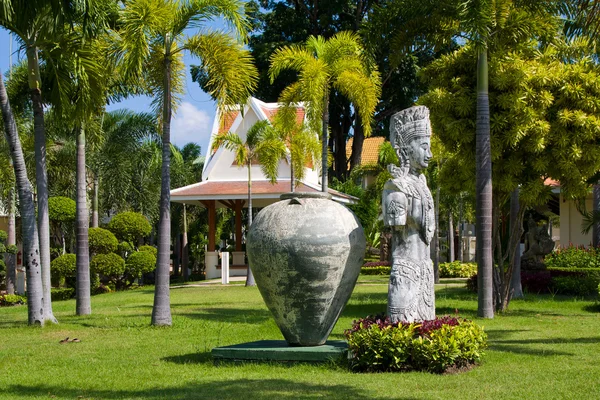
[171,180,355,201]
[260,106,305,125]
[346,137,386,166]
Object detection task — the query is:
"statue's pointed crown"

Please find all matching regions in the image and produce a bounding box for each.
[390,106,431,148]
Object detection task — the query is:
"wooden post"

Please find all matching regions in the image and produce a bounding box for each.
[235,200,243,252]
[208,200,216,251]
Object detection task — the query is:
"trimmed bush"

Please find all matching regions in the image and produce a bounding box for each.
[139,245,157,258]
[107,212,151,243]
[361,261,391,275]
[0,244,5,254]
[0,229,7,243]
[51,288,75,301]
[0,294,27,306]
[89,227,118,255]
[6,244,17,254]
[48,196,76,222]
[51,254,76,280]
[346,315,487,373]
[439,261,477,278]
[126,251,156,278]
[91,253,126,280]
[118,241,133,254]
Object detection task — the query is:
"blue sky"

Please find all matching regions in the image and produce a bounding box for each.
[0,30,220,156]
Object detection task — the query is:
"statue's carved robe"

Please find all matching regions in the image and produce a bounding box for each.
[382,166,436,323]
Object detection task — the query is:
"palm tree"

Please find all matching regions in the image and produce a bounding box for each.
[269,31,381,193]
[211,120,287,286]
[272,106,321,192]
[0,0,108,323]
[0,70,44,325]
[115,0,258,325]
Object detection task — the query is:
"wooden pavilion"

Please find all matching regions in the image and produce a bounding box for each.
[170,97,356,279]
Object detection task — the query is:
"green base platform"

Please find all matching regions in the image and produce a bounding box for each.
[212,340,349,363]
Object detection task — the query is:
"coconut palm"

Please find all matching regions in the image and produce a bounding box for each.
[211,120,287,286]
[115,0,257,325]
[269,31,381,193]
[0,70,44,325]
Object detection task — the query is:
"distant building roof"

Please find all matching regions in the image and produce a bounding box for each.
[346,136,386,166]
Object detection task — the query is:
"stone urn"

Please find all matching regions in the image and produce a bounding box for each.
[247,192,366,346]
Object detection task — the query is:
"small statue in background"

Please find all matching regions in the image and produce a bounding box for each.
[382,106,436,323]
[522,216,555,266]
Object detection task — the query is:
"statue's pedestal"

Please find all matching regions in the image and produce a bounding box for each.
[212,340,348,363]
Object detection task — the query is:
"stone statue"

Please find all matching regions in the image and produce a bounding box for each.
[382,106,436,323]
[522,216,555,266]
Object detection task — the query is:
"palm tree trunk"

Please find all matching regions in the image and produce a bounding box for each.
[476,49,494,319]
[321,92,330,193]
[92,173,99,228]
[182,204,189,281]
[6,181,16,295]
[448,211,455,262]
[0,69,44,325]
[290,161,294,193]
[76,125,91,315]
[593,183,600,247]
[27,46,56,324]
[173,231,181,276]
[350,113,364,172]
[246,162,256,286]
[457,196,464,262]
[434,187,440,284]
[510,188,524,299]
[151,50,173,326]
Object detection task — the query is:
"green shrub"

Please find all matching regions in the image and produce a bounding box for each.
[107,212,151,243]
[48,196,76,222]
[0,244,5,254]
[0,229,7,243]
[0,294,27,306]
[118,241,134,254]
[6,244,17,254]
[545,246,600,269]
[126,251,156,278]
[361,266,391,275]
[51,254,76,279]
[88,227,118,255]
[51,288,75,301]
[91,253,126,278]
[551,276,599,296]
[361,261,391,275]
[346,315,487,373]
[139,245,157,258]
[439,261,477,278]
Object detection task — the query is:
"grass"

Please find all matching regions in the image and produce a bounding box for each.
[1,278,600,399]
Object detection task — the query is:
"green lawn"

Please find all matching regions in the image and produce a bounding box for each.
[1,278,599,399]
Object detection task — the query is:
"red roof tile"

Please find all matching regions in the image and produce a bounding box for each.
[346,137,385,166]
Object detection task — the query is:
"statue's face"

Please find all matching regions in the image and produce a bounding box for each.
[407,136,432,171]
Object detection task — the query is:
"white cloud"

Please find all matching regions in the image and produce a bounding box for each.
[171,102,214,153]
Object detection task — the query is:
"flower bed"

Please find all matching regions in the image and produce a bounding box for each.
[345,314,487,373]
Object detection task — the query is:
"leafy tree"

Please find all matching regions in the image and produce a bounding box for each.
[88,228,119,256]
[419,32,600,311]
[50,253,76,287]
[269,31,381,192]
[48,196,76,255]
[212,120,287,286]
[107,212,152,246]
[115,0,258,326]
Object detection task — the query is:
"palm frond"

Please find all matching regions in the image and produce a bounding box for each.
[268,45,315,83]
[175,0,249,41]
[186,31,258,110]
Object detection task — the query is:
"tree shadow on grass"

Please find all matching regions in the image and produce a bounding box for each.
[162,351,213,364]
[178,307,272,324]
[1,379,420,400]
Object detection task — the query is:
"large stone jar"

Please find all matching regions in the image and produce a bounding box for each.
[247,192,366,346]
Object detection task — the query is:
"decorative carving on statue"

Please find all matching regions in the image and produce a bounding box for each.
[383,106,436,323]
